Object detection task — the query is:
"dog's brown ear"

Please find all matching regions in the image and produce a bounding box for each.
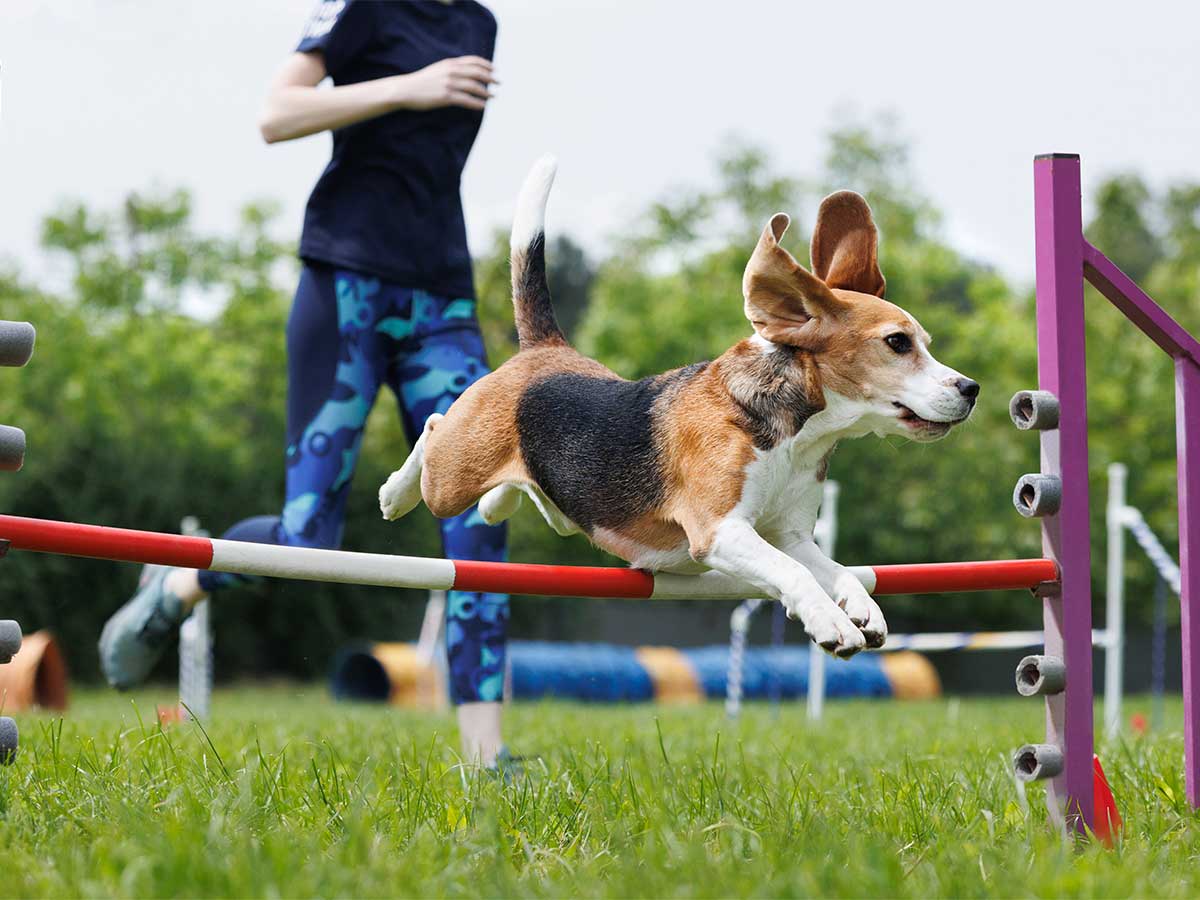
[743,213,844,347]
[810,191,886,297]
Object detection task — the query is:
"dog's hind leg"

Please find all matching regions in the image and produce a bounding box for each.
[478,482,524,525]
[379,413,442,521]
[521,483,582,536]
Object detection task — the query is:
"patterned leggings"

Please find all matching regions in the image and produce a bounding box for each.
[197,263,509,704]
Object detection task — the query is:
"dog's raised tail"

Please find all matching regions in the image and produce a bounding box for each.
[510,154,565,349]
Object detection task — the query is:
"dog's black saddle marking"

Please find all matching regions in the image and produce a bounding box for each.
[516,366,704,532]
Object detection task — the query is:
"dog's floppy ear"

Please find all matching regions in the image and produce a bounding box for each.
[743,213,844,347]
[810,191,886,298]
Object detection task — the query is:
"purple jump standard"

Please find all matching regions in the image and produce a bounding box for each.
[1033,154,1200,831]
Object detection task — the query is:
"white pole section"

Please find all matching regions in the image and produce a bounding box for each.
[208,540,456,590]
[1104,463,1127,739]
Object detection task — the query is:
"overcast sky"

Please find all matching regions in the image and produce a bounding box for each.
[2,0,1198,291]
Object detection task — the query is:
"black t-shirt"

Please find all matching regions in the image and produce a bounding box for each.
[296,0,496,298]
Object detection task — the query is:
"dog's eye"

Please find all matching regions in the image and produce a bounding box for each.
[885,333,912,354]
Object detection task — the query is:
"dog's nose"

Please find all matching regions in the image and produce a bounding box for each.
[956,378,980,401]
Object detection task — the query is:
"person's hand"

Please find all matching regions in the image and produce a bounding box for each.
[395,56,497,111]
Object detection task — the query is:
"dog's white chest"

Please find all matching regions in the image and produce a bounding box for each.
[736,440,830,539]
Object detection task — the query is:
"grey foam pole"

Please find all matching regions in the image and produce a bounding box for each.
[0,425,26,473]
[0,620,23,664]
[0,717,17,764]
[0,321,35,367]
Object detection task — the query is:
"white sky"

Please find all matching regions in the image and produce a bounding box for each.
[2,0,1198,290]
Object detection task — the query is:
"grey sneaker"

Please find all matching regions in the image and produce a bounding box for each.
[99,565,186,689]
[489,746,530,782]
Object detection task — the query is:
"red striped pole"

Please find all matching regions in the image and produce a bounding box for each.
[870,559,1058,595]
[0,514,1057,599]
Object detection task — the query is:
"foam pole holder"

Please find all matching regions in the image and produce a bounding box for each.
[0,321,35,368]
[0,619,22,664]
[1009,389,1060,431]
[0,716,16,764]
[1014,743,1064,782]
[1015,654,1066,696]
[0,425,26,473]
[1013,473,1062,518]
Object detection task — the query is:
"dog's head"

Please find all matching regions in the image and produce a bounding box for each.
[742,192,977,442]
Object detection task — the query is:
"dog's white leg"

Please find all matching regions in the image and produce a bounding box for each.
[782,537,887,648]
[478,482,523,525]
[520,483,581,537]
[701,517,864,657]
[379,413,442,521]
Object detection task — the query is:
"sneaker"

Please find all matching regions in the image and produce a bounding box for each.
[489,746,530,782]
[98,565,187,689]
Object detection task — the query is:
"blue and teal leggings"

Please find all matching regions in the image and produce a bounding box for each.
[197,263,509,704]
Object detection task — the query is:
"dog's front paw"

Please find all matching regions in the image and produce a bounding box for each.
[831,572,888,649]
[785,596,865,659]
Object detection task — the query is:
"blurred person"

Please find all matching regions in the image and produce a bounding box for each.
[98,0,512,770]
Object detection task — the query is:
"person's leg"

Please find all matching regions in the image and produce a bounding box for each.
[100,265,383,687]
[385,289,510,767]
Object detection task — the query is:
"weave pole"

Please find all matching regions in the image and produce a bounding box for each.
[0,514,1057,600]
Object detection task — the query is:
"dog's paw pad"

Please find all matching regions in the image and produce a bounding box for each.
[862,627,887,649]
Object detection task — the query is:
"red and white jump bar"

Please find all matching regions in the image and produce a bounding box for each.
[0,514,1057,600]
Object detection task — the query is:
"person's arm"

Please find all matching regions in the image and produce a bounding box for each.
[258,52,497,144]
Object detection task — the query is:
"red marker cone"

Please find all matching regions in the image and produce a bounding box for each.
[1093,754,1122,847]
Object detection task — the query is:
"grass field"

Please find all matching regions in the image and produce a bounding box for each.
[1,687,1197,898]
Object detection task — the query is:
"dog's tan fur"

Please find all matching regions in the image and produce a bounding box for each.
[420,346,609,518]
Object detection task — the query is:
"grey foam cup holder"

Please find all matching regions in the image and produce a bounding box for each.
[1013,473,1062,518]
[0,425,26,473]
[1013,743,1064,782]
[0,717,17,765]
[0,620,23,664]
[1015,654,1066,696]
[1009,389,1060,431]
[0,321,35,368]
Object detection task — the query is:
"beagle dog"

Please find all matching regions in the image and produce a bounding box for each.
[379,156,978,657]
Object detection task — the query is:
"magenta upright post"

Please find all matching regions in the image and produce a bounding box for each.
[1178,358,1200,807]
[1032,154,1094,830]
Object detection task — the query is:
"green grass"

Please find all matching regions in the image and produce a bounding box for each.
[1,688,1197,898]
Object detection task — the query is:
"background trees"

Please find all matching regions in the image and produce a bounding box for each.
[1,125,1193,680]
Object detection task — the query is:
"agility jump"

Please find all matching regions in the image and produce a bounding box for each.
[0,513,1055,600]
[1,153,1198,840]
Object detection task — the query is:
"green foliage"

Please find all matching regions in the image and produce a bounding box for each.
[3,690,1199,897]
[1,126,1194,683]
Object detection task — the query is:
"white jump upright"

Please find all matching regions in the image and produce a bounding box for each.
[177,516,213,722]
[1105,461,1184,737]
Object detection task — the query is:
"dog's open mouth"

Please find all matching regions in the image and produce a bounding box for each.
[892,403,961,430]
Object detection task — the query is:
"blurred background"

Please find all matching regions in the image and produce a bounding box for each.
[0,1,1196,688]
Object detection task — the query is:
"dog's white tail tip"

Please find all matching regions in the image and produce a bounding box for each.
[511,154,558,251]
